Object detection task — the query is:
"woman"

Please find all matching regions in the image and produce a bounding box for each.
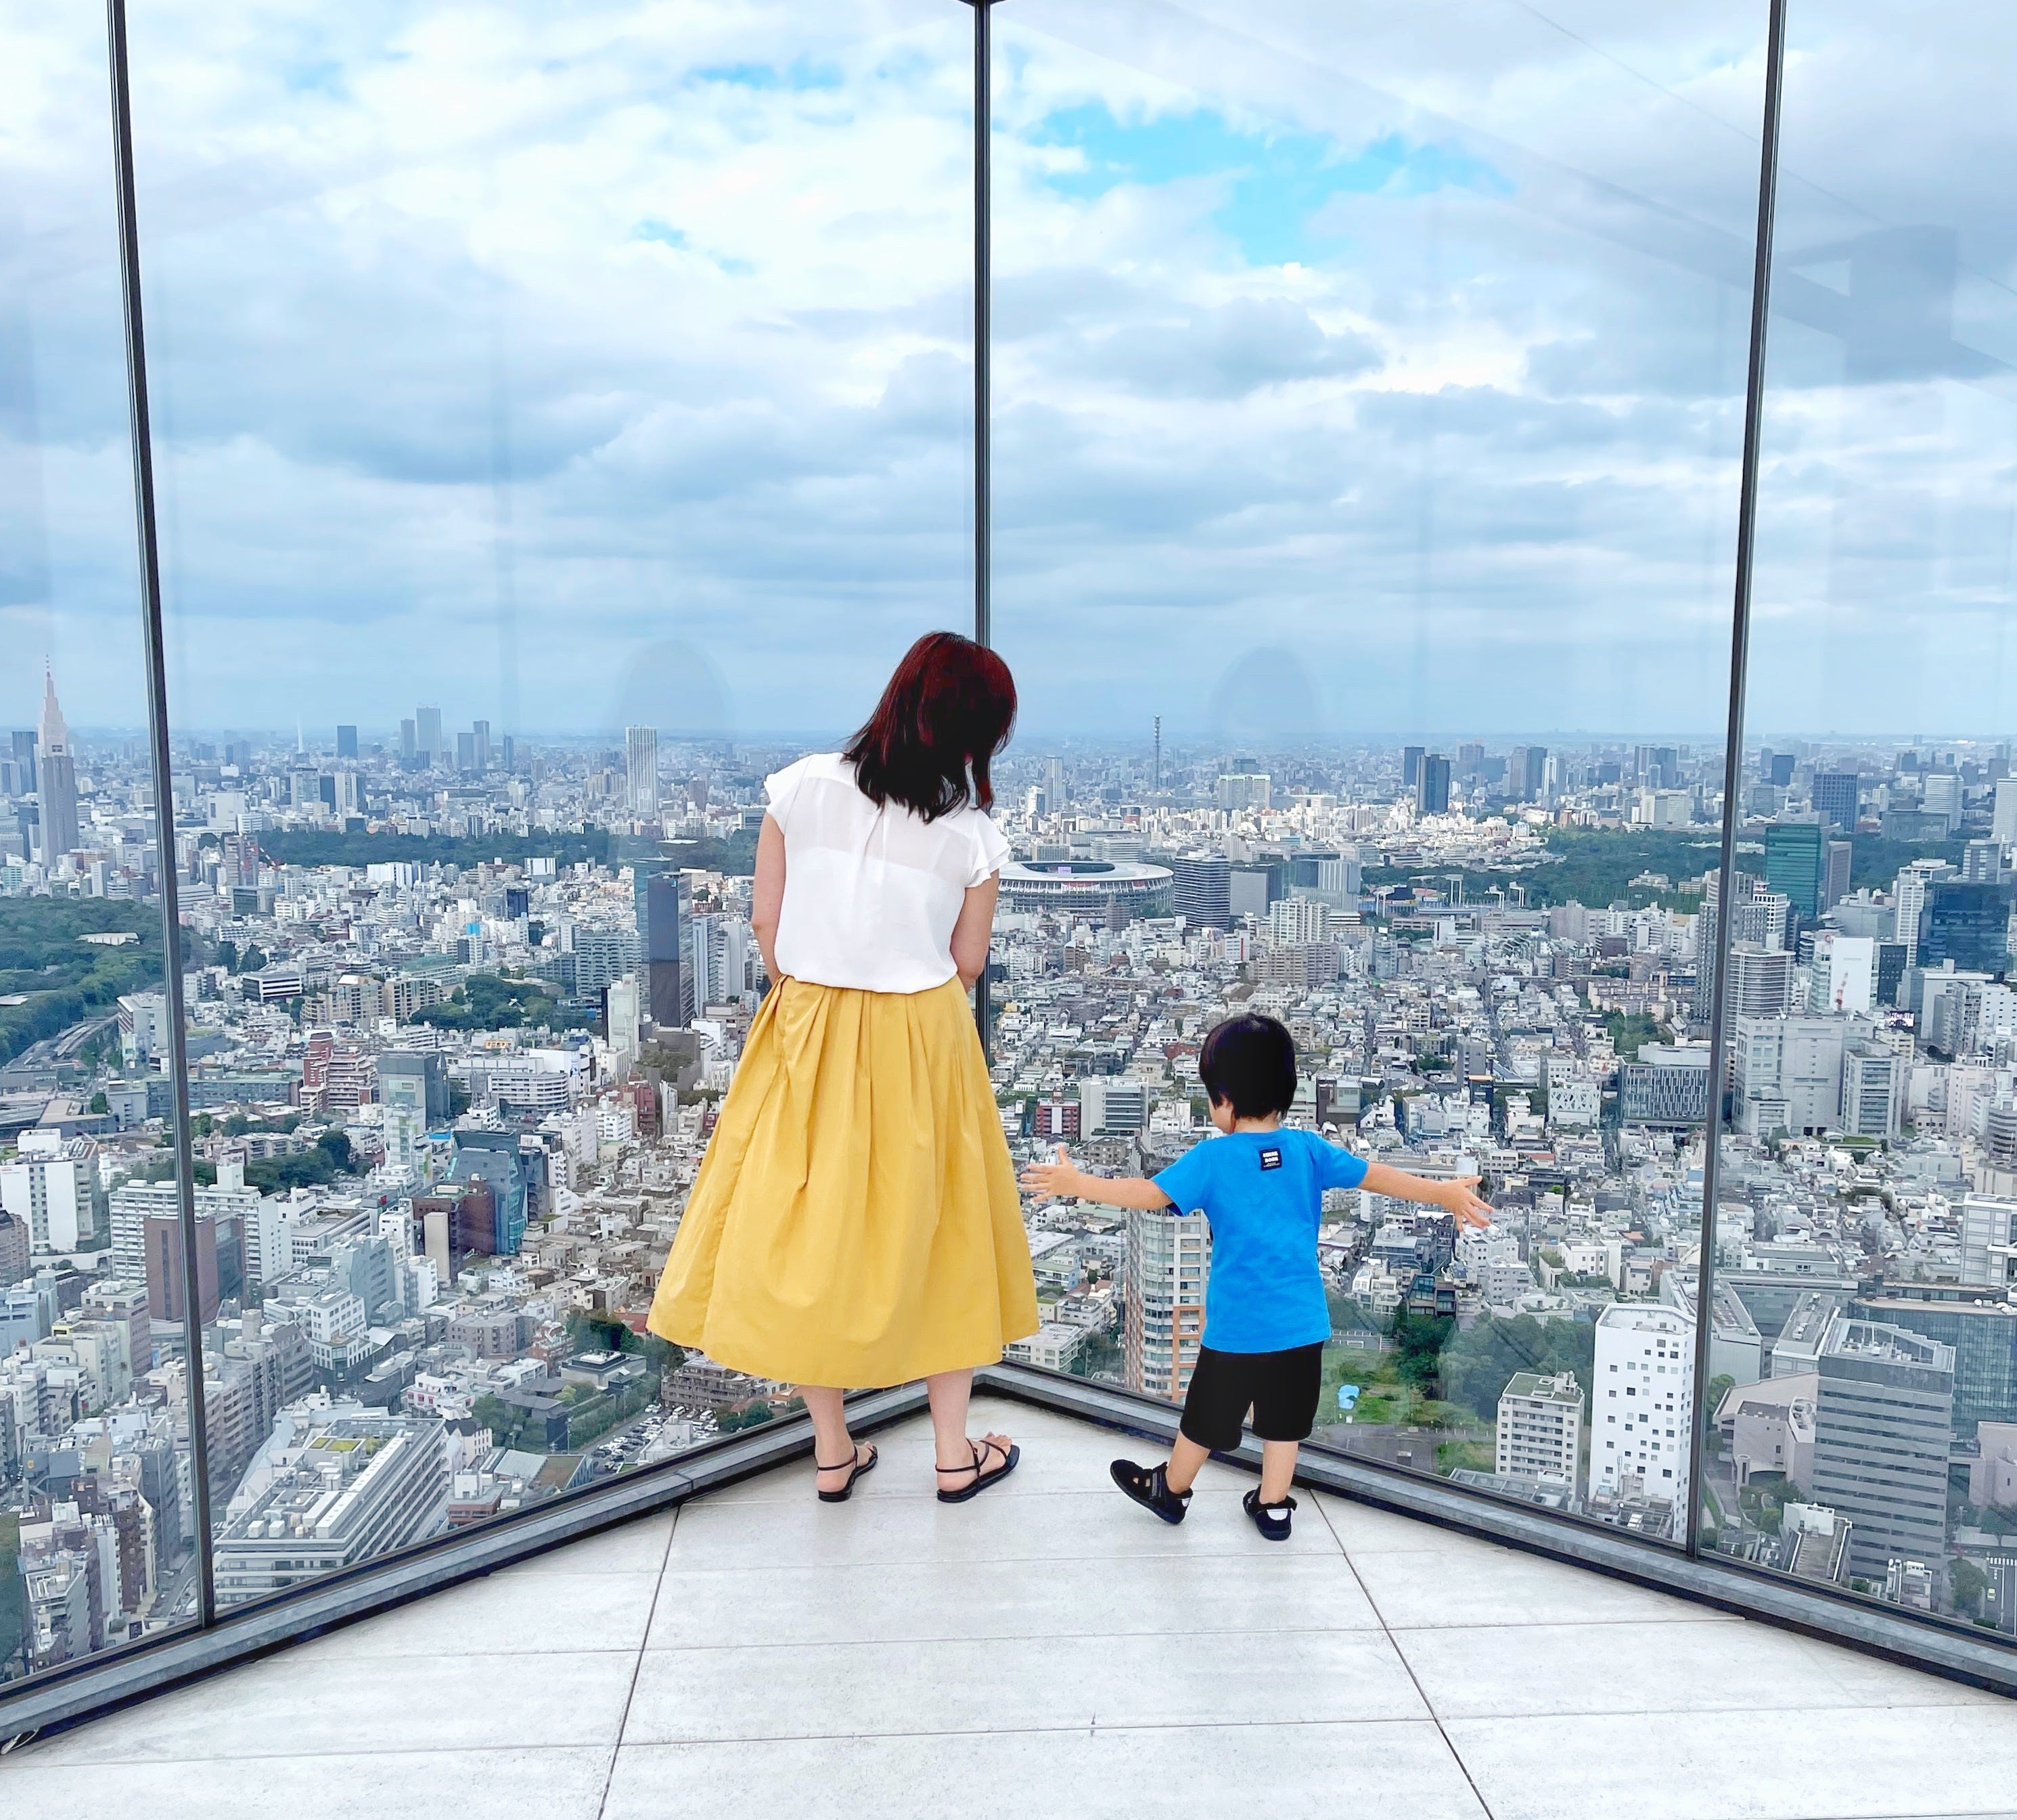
[647,631,1039,1502]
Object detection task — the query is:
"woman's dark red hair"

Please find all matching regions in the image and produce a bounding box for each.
[843,631,1017,823]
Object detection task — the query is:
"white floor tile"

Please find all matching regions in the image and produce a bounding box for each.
[665,1482,1341,1571]
[0,1746,614,1819]
[622,1626,1428,1742]
[292,1566,662,1659]
[1311,1488,1519,1554]
[646,1549,1380,1649]
[495,1509,677,1576]
[20,1650,639,1765]
[1443,1703,2017,1820]
[605,1719,1485,1820]
[1396,1618,1880,1719]
[1349,1535,1740,1629]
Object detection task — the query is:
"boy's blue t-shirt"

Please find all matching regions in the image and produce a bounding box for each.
[1151,1127,1368,1354]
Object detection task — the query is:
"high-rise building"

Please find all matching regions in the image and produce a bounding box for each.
[1764,821,1824,921]
[1124,1204,1210,1400]
[144,1208,246,1324]
[0,1133,107,1252]
[1723,945,1798,1018]
[1766,751,1795,787]
[1959,1196,2017,1290]
[35,664,79,862]
[1509,744,1547,802]
[455,731,476,772]
[1215,773,1270,813]
[399,718,417,762]
[1732,1014,1846,1135]
[1495,1370,1583,1489]
[415,705,443,767]
[1850,1283,2017,1437]
[1995,779,2017,846]
[1416,754,1452,816]
[471,719,492,772]
[1839,1041,1901,1139]
[9,726,35,794]
[1811,771,1859,831]
[1811,1315,1953,1583]
[1173,855,1231,931]
[1402,746,1425,788]
[1922,771,1963,832]
[626,725,660,816]
[1591,1302,1694,1518]
[1823,838,1853,910]
[1894,859,1952,970]
[336,725,359,759]
[1919,880,2011,976]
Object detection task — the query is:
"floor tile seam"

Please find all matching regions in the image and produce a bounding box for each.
[634,1620,1394,1656]
[1319,1491,1499,1820]
[611,1712,1453,1750]
[11,1735,627,1771]
[1376,1612,1746,1632]
[1434,1699,2015,1733]
[653,1545,1345,1571]
[599,1502,683,1819]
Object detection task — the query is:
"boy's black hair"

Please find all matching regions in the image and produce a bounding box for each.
[1198,1012,1298,1120]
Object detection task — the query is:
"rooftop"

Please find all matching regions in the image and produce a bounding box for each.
[11,1393,2016,1817]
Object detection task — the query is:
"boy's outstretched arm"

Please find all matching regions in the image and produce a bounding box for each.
[1359,1160,1494,1231]
[1019,1145,1173,1211]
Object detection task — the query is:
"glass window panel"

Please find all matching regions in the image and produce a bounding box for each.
[1704,0,2017,1640]
[1,5,200,1681]
[124,0,971,1611]
[995,0,1767,1546]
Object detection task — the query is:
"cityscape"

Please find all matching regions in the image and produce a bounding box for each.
[5,679,2016,1681]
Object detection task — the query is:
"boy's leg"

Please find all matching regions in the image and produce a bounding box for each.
[1258,1438,1299,1505]
[1163,1432,1213,1495]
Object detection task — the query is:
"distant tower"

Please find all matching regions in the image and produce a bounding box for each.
[1152,716,1162,794]
[626,726,660,816]
[37,664,80,863]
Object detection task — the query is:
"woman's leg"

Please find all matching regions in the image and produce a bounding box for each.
[926,1367,1014,1489]
[801,1386,864,1492]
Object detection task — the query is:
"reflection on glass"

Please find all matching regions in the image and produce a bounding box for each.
[1700,0,2017,1633]
[1,7,194,1682]
[993,0,1767,1544]
[121,0,970,1610]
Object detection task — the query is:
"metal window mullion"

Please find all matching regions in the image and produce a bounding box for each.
[968,0,995,1055]
[1686,0,1789,1561]
[106,0,217,1628]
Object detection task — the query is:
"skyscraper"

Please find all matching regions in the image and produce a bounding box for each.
[1811,771,1859,831]
[12,727,37,793]
[1402,746,1425,789]
[399,719,417,763]
[336,725,359,759]
[36,664,79,863]
[1894,859,1951,970]
[1172,855,1231,931]
[1416,754,1452,815]
[415,705,443,767]
[1124,1203,1210,1400]
[626,726,660,816]
[1995,778,2017,846]
[1919,880,2012,976]
[1764,821,1823,920]
[1811,1315,1953,1583]
[1823,838,1853,910]
[472,720,492,772]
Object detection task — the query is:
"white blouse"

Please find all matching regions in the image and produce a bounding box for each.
[766,753,1010,994]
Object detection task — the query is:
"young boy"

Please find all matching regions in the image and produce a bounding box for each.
[1020,1011,1493,1541]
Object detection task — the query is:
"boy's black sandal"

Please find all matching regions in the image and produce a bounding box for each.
[815,1442,878,1503]
[936,1436,1020,1503]
[1243,1486,1297,1541]
[1110,1459,1191,1525]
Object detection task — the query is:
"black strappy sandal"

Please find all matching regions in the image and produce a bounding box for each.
[935,1436,1020,1504]
[815,1442,878,1503]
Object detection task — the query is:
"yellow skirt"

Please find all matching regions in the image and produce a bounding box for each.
[645,975,1039,1388]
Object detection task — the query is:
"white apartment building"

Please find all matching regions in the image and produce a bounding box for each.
[1962,1195,2017,1288]
[1495,1370,1584,1488]
[1592,1302,1695,1511]
[1125,1207,1210,1400]
[1,1132,107,1254]
[109,1179,261,1281]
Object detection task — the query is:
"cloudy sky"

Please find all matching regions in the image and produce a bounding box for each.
[3,0,2013,751]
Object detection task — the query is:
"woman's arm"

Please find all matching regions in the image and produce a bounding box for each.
[951,873,999,990]
[1358,1160,1493,1230]
[751,814,786,985]
[1019,1145,1173,1211]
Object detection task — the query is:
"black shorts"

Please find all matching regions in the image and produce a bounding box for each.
[1179,1342,1324,1451]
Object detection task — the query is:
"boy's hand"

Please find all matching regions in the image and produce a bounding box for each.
[1018,1145,1082,1202]
[1437,1176,1494,1230]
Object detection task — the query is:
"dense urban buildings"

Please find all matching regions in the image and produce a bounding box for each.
[8,710,2017,1684]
